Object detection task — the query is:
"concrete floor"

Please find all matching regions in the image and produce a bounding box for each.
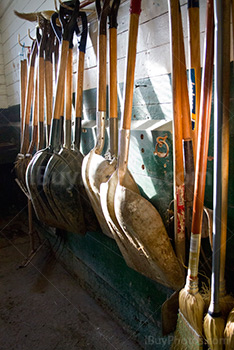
[0,212,142,350]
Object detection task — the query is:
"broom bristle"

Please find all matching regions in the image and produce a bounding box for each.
[219,294,234,319]
[179,288,205,335]
[171,311,203,350]
[201,282,211,313]
[224,308,234,350]
[201,286,234,320]
[203,313,225,350]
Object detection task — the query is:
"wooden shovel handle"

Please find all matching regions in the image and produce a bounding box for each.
[75,11,87,119]
[38,56,45,123]
[65,48,73,121]
[98,34,107,112]
[45,60,53,126]
[20,42,38,154]
[188,0,201,157]
[121,7,141,130]
[178,13,192,141]
[75,50,85,118]
[96,0,111,112]
[109,27,118,119]
[20,59,27,133]
[53,39,69,120]
[27,63,39,154]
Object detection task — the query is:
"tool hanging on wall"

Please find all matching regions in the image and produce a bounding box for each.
[172,0,214,347]
[26,0,80,227]
[110,0,184,290]
[203,0,225,347]
[100,0,178,285]
[43,9,92,234]
[82,0,116,238]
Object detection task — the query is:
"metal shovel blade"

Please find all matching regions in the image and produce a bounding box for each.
[43,147,86,234]
[114,183,184,290]
[26,148,61,226]
[82,149,116,237]
[100,169,157,273]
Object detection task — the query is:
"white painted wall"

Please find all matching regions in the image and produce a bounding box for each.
[0,32,8,108]
[0,0,221,111]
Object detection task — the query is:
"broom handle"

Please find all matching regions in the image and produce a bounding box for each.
[178,3,195,257]
[168,0,185,262]
[219,0,230,297]
[209,0,223,315]
[187,0,214,284]
[188,0,201,159]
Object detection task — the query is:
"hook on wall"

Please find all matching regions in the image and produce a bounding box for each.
[28,29,36,41]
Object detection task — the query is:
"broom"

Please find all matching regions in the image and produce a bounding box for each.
[218,0,234,318]
[202,0,234,319]
[203,1,225,348]
[223,1,234,348]
[178,0,214,337]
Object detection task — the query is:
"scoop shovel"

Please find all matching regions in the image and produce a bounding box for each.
[100,0,150,269]
[113,0,184,290]
[43,11,88,234]
[26,1,79,225]
[82,0,117,238]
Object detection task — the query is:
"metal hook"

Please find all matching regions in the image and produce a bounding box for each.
[28,29,36,41]
[154,135,169,158]
[54,0,59,12]
[18,34,30,48]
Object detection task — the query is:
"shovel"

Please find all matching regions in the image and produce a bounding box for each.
[99,0,151,270]
[43,10,88,234]
[82,0,116,238]
[113,0,184,290]
[26,1,79,226]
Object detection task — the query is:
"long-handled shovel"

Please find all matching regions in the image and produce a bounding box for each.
[43,10,88,234]
[26,1,79,226]
[203,1,225,346]
[113,0,183,290]
[82,0,116,238]
[100,0,155,274]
